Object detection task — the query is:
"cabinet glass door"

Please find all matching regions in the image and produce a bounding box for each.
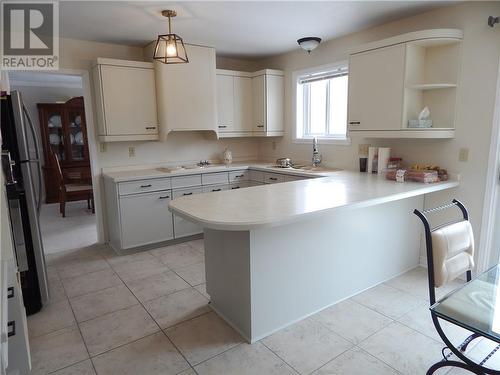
[67,109,87,162]
[47,111,65,161]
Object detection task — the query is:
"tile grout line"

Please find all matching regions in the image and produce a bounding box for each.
[58,273,98,374]
[101,254,198,374]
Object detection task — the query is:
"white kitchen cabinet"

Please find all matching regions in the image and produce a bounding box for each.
[103,168,313,251]
[216,74,234,132]
[252,74,266,132]
[216,69,284,138]
[155,44,218,139]
[216,71,254,136]
[119,191,174,249]
[348,44,406,132]
[347,29,462,139]
[234,77,253,132]
[172,187,203,238]
[252,71,285,136]
[92,58,159,142]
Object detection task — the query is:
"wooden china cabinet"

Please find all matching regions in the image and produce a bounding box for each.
[37,97,91,203]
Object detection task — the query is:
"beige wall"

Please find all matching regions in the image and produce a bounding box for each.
[216,56,261,72]
[254,2,500,261]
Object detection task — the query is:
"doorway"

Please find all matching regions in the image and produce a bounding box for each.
[9,71,98,254]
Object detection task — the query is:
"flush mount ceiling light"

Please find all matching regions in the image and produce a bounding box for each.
[297,37,322,54]
[153,10,188,64]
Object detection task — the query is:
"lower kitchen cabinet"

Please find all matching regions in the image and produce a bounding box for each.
[104,169,312,252]
[172,187,203,238]
[119,191,174,249]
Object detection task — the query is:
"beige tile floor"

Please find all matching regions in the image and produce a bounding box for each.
[30,241,495,374]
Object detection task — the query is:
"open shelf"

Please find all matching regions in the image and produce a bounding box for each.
[349,129,455,139]
[406,83,457,90]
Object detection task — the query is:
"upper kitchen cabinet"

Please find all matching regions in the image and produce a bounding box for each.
[154,44,218,139]
[216,69,284,138]
[252,70,285,137]
[216,70,253,137]
[92,58,159,142]
[348,29,462,139]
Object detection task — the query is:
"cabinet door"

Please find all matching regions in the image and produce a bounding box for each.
[252,75,266,132]
[348,44,405,131]
[216,75,234,132]
[234,76,253,132]
[172,187,203,238]
[100,65,158,136]
[119,191,173,249]
[265,75,284,133]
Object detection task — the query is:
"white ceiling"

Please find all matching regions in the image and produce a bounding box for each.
[9,71,83,89]
[60,1,452,59]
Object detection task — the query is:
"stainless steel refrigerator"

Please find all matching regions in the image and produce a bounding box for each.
[1,90,49,314]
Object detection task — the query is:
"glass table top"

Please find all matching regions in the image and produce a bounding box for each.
[432,264,500,343]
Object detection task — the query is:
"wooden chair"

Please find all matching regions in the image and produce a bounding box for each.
[49,150,94,217]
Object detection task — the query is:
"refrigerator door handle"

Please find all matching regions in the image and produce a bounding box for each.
[23,105,43,214]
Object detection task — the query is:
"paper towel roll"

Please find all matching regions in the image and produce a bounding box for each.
[367,147,377,173]
[377,147,391,174]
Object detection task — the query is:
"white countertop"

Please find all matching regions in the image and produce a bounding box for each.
[102,163,342,182]
[168,170,458,231]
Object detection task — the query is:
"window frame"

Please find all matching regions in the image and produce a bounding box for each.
[292,61,351,145]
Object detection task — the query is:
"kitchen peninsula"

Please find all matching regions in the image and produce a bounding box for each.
[169,171,458,342]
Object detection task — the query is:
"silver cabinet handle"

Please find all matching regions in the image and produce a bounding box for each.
[7,321,15,337]
[235,174,244,178]
[158,195,170,199]
[145,126,157,130]
[218,125,227,128]
[349,121,360,125]
[140,184,152,188]
[269,177,278,181]
[211,188,221,192]
[257,125,264,128]
[231,186,240,190]
[183,192,193,196]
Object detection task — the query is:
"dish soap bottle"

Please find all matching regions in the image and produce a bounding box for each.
[223,147,233,165]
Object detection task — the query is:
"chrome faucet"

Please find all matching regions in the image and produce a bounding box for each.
[312,137,322,167]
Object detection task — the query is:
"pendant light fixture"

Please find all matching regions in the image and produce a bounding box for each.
[297,37,322,54]
[153,10,188,64]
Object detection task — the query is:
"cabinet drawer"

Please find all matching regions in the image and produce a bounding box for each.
[171,175,202,189]
[202,172,229,186]
[119,190,173,249]
[249,170,264,183]
[228,170,249,183]
[263,172,285,184]
[172,187,203,199]
[118,178,171,196]
[229,181,252,190]
[202,184,228,193]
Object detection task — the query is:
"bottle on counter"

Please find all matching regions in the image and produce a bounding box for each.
[223,147,233,165]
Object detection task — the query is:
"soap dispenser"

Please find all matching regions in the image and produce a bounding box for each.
[223,147,233,165]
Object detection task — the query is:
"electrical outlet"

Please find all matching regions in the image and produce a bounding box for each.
[128,146,135,157]
[99,143,107,152]
[358,144,370,155]
[458,148,469,162]
[272,141,276,151]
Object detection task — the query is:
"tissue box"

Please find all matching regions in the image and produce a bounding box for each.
[408,120,432,128]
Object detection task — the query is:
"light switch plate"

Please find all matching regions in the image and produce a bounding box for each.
[128,147,135,157]
[459,148,469,162]
[100,143,106,152]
